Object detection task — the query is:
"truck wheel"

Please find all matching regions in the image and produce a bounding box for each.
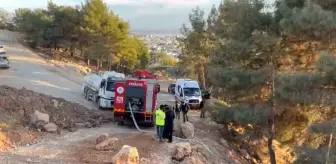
[87,90,92,101]
[97,98,103,110]
[84,88,88,98]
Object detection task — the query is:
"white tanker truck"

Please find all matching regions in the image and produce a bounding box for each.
[83,71,125,109]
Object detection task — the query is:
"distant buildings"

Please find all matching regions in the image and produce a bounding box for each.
[133,33,181,61]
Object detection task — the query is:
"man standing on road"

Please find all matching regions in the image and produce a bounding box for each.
[155,105,166,142]
[163,105,175,143]
[200,101,206,118]
[174,101,180,120]
[181,101,190,123]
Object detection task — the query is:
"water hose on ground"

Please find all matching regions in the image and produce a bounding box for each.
[128,103,216,157]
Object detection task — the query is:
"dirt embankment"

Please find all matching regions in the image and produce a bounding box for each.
[0,85,113,152]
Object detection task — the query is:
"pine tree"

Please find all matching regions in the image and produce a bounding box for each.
[207,1,277,163]
[178,6,216,87]
[81,0,130,69]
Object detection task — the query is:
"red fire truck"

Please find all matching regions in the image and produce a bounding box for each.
[113,70,160,127]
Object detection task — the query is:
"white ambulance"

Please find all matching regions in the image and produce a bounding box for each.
[174,79,203,109]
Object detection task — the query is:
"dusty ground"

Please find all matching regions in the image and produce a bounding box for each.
[8,132,160,164]
[187,111,249,164]
[0,114,246,164]
[72,133,160,164]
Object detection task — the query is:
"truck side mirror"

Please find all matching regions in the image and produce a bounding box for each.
[180,93,183,97]
[157,84,160,92]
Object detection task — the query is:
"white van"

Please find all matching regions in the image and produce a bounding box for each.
[174,79,203,109]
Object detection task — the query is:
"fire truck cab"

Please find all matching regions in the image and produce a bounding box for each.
[113,70,160,127]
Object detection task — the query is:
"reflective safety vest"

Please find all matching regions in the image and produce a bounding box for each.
[155,109,166,126]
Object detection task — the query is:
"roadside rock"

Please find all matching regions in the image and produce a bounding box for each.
[68,127,77,132]
[34,120,48,129]
[112,145,139,164]
[75,123,86,129]
[42,123,58,132]
[219,138,229,148]
[239,149,252,160]
[31,110,49,124]
[96,133,109,144]
[181,155,204,164]
[191,144,203,153]
[172,142,192,161]
[92,119,101,127]
[51,99,59,108]
[18,109,25,116]
[180,122,195,138]
[85,122,92,128]
[95,137,119,151]
[149,154,172,164]
[173,120,183,138]
[140,157,150,164]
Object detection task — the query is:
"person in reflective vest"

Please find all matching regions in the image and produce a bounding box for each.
[155,105,166,142]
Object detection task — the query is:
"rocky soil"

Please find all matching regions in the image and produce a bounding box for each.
[0,85,113,151]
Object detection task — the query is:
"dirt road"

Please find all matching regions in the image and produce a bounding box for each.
[0,31,96,109]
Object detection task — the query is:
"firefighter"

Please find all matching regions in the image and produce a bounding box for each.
[163,105,175,143]
[181,101,190,123]
[174,101,180,120]
[155,105,166,142]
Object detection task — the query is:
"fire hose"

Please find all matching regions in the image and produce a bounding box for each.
[127,103,217,157]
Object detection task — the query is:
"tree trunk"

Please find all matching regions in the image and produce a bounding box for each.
[268,50,277,164]
[97,59,100,70]
[326,133,333,164]
[100,57,103,69]
[268,114,276,164]
[108,61,112,71]
[70,45,74,61]
[197,63,206,88]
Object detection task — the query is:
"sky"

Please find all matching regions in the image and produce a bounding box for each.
[0,0,274,33]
